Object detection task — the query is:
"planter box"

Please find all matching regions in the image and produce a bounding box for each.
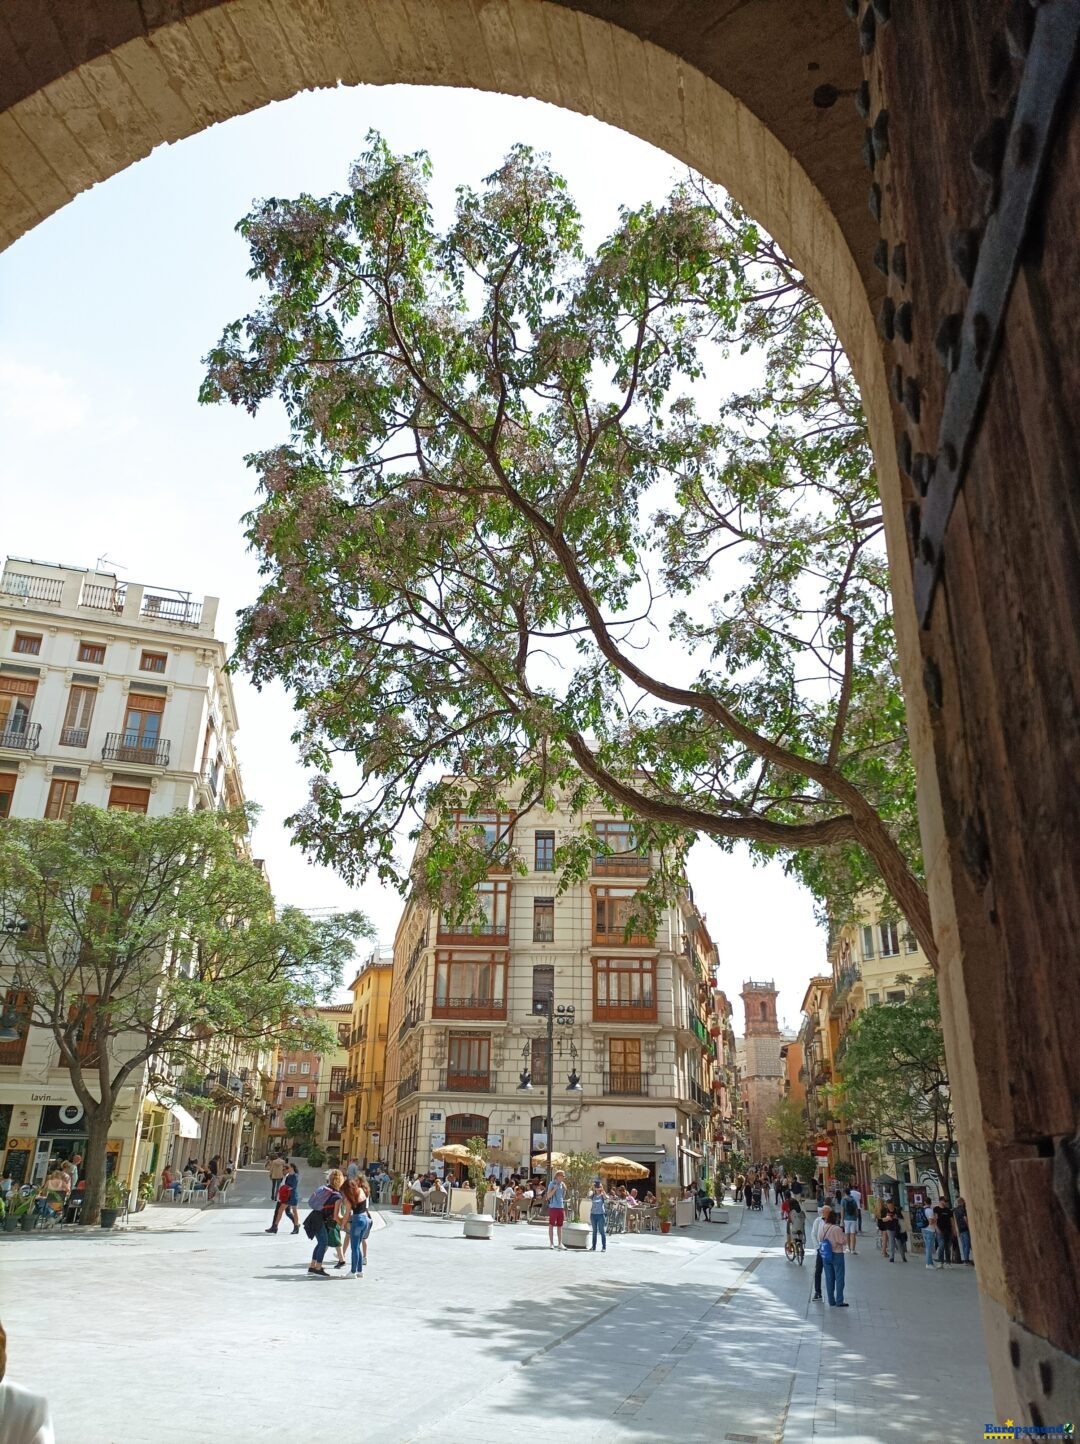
[99,1209,120,1230]
[563,1221,590,1251]
[19,1214,36,1232]
[462,1213,494,1240]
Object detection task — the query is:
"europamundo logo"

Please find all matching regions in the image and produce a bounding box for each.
[982,1423,1075,1440]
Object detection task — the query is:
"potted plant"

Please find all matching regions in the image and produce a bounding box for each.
[100,1174,126,1229]
[136,1172,155,1211]
[561,1151,601,1250]
[401,1194,413,1216]
[390,1172,404,1205]
[462,1137,494,1239]
[656,1191,674,1235]
[11,1193,36,1232]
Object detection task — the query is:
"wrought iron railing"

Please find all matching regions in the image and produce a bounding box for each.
[431,994,506,1020]
[592,997,657,1023]
[59,726,89,748]
[140,594,203,626]
[603,1071,649,1096]
[397,1071,419,1102]
[440,1070,496,1093]
[102,732,170,766]
[0,723,40,752]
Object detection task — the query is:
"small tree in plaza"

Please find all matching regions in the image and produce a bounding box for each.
[763,1096,812,1162]
[283,1100,316,1155]
[465,1135,491,1212]
[0,806,367,1223]
[562,1150,602,1222]
[201,133,933,960]
[836,977,956,1201]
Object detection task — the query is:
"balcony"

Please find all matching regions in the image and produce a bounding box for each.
[440,1070,497,1093]
[593,854,650,878]
[0,723,40,753]
[404,927,428,980]
[79,581,126,613]
[593,998,658,1024]
[140,594,203,626]
[431,995,507,1021]
[688,1079,711,1110]
[397,1071,419,1102]
[603,1071,650,1096]
[397,1006,422,1041]
[592,922,654,948]
[0,1031,29,1067]
[59,726,89,748]
[1,571,63,604]
[102,732,171,767]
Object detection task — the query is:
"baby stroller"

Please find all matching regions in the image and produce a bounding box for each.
[751,1183,763,1210]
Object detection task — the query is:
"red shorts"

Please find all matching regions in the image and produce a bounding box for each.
[548,1207,565,1227]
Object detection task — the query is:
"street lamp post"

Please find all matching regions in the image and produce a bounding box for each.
[517,990,581,1183]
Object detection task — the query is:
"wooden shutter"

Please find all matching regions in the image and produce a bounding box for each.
[107,785,150,813]
[127,692,165,713]
[45,778,79,821]
[0,772,16,818]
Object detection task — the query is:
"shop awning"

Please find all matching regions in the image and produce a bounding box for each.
[597,1145,667,1160]
[679,1145,704,1159]
[148,1092,201,1139]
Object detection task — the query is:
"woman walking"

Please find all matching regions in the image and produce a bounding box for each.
[305,1170,344,1279]
[589,1181,608,1252]
[343,1176,372,1277]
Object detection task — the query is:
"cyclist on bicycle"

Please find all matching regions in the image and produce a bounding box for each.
[787,1196,806,1249]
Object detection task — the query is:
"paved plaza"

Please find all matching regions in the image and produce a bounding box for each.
[1,1168,993,1443]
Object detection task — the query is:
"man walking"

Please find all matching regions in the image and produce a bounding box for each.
[849,1182,863,1233]
[545,1169,568,1250]
[809,1204,830,1301]
[954,1196,973,1264]
[932,1196,954,1267]
[267,1154,285,1202]
[841,1189,860,1253]
[913,1198,936,1268]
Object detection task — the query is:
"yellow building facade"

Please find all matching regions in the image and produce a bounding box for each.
[342,949,394,1166]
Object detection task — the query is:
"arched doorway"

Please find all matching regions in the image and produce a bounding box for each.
[443,1111,488,1180]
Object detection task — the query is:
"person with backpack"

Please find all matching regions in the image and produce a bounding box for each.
[303,1169,344,1278]
[840,1189,859,1253]
[913,1197,935,1268]
[816,1208,849,1306]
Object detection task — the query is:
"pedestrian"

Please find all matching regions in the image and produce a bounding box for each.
[588,1180,608,1252]
[809,1205,831,1301]
[743,1177,753,1209]
[265,1161,301,1234]
[342,1177,371,1277]
[68,1154,82,1190]
[849,1182,863,1232]
[840,1189,859,1253]
[773,1175,784,1206]
[304,1170,344,1278]
[790,1173,804,1199]
[346,1157,360,1181]
[932,1196,954,1268]
[817,1210,849,1307]
[545,1169,568,1250]
[889,1203,908,1262]
[267,1154,285,1201]
[954,1196,973,1265]
[913,1197,936,1268]
[0,1321,55,1444]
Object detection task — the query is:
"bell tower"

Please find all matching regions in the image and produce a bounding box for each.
[739,979,783,1161]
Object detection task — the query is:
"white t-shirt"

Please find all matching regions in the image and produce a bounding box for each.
[850,1188,862,1209]
[0,1382,54,1444]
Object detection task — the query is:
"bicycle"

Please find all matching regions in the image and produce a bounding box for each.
[784,1233,805,1265]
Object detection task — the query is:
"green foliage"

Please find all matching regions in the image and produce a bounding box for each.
[778,1153,817,1181]
[833,1160,856,1183]
[837,978,955,1198]
[465,1135,490,1210]
[201,133,929,952]
[561,1150,601,1221]
[284,1102,317,1141]
[104,1174,126,1211]
[0,805,368,1222]
[763,1096,811,1159]
[138,1172,156,1203]
[306,1146,326,1169]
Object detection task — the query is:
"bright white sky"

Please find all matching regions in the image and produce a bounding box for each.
[0,83,824,1028]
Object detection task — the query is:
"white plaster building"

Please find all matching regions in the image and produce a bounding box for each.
[381,789,719,1192]
[0,556,245,1196]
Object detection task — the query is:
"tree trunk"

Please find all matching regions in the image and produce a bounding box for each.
[80,1103,114,1226]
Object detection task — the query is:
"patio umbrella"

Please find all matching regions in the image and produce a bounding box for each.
[530,1150,571,1170]
[432,1143,474,1163]
[597,1155,650,1180]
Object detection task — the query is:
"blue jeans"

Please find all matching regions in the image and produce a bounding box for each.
[923,1226,937,1264]
[311,1222,329,1265]
[959,1228,971,1262]
[823,1251,846,1305]
[590,1213,607,1250]
[349,1214,371,1272]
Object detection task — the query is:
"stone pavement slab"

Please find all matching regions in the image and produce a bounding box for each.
[0,1173,992,1443]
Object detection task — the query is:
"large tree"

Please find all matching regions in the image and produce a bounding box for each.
[836,977,956,1200]
[201,135,930,957]
[0,806,367,1223]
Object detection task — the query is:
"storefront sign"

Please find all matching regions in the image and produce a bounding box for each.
[605,1129,654,1146]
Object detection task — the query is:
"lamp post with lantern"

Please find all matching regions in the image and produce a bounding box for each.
[517,992,581,1184]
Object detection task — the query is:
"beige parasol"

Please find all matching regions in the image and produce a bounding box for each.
[432,1143,474,1163]
[597,1155,650,1180]
[530,1150,571,1170]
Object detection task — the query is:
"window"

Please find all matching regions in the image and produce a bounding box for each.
[867,991,880,1005]
[439,880,510,939]
[107,785,149,813]
[433,951,507,1018]
[529,1035,549,1086]
[0,772,16,818]
[533,897,554,942]
[78,641,106,665]
[886,989,906,1003]
[0,988,31,1066]
[118,692,165,760]
[45,778,79,821]
[534,830,555,871]
[593,820,649,876]
[593,956,657,1021]
[285,1086,294,1098]
[287,1062,297,1074]
[12,633,41,655]
[297,1085,309,1098]
[450,810,512,862]
[878,920,900,957]
[445,1112,489,1148]
[60,684,96,747]
[66,994,99,1063]
[300,1061,310,1074]
[139,650,167,673]
[861,925,875,960]
[760,1001,767,1020]
[447,1033,490,1087]
[592,888,653,946]
[329,1066,346,1098]
[904,930,919,953]
[532,964,554,1015]
[0,676,37,739]
[607,1037,643,1094]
